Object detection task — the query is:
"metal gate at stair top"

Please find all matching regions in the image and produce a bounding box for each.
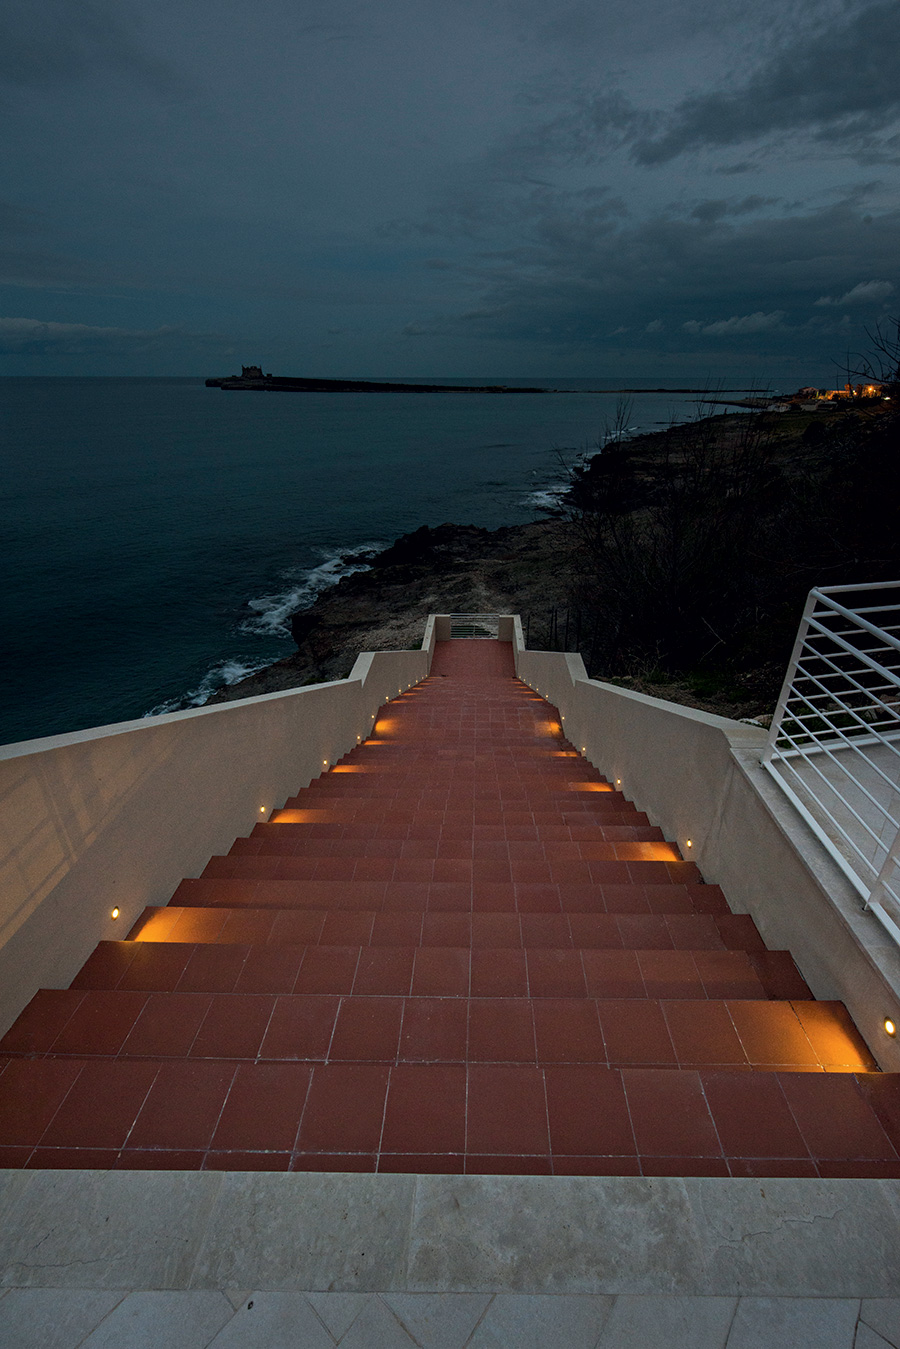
[449,613,501,638]
[762,580,900,945]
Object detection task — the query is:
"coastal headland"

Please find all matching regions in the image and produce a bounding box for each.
[205,366,764,396]
[209,398,895,722]
[206,370,547,393]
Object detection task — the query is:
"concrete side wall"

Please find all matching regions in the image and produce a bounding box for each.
[0,646,432,1037]
[514,638,900,1071]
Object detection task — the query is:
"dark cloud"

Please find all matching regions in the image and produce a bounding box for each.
[0,0,176,89]
[0,0,895,376]
[814,279,894,306]
[683,311,787,335]
[690,196,780,222]
[0,316,231,356]
[404,192,899,373]
[0,200,40,234]
[632,0,900,163]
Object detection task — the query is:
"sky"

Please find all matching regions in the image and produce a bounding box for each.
[0,0,898,382]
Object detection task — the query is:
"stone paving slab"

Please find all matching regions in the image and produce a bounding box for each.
[2,1172,900,1300]
[1,1287,898,1347]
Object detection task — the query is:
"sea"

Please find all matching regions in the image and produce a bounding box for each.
[0,376,770,746]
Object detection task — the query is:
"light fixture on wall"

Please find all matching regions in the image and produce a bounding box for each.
[111,907,119,920]
[886,1018,897,1037]
[685,839,693,850]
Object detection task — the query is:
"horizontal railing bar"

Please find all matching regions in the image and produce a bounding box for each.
[771,754,888,876]
[764,582,900,947]
[788,648,900,739]
[770,691,900,831]
[772,681,900,809]
[801,617,900,689]
[818,579,900,595]
[762,761,871,896]
[811,591,900,657]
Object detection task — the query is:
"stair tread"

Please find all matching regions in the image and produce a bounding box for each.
[1,1055,896,1177]
[0,642,878,1175]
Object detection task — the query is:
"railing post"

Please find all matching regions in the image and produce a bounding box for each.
[866,826,900,933]
[762,587,820,766]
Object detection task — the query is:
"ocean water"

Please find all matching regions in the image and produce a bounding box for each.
[0,376,766,745]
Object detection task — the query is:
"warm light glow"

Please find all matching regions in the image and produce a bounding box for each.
[616,779,622,787]
[259,806,265,813]
[111,907,120,920]
[686,839,693,849]
[886,1018,896,1037]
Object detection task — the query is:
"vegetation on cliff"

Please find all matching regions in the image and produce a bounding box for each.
[212,346,899,722]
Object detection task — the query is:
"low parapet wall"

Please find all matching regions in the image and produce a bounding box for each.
[0,636,435,1037]
[513,618,900,1071]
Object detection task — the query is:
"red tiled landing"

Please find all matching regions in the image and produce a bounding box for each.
[2,1056,898,1177]
[1,638,893,1176]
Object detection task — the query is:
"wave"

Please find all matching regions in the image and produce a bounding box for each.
[142,543,384,717]
[528,483,569,510]
[144,657,272,717]
[240,543,382,637]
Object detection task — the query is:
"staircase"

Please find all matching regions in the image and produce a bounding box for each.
[1,638,899,1176]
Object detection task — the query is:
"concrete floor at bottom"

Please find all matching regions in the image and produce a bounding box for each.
[2,1171,900,1345]
[1,1288,898,1348]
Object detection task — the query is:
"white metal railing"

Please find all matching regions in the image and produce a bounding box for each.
[762,581,900,943]
[449,612,501,638]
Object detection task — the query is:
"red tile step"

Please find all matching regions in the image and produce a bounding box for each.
[63,941,807,1000]
[3,989,873,1073]
[0,640,889,1175]
[124,905,767,951]
[2,1056,898,1177]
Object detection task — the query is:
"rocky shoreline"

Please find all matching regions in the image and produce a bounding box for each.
[206,518,572,705]
[211,389,900,725]
[208,405,832,721]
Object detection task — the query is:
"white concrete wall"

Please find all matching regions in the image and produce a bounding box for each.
[513,630,900,1071]
[0,644,432,1037]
